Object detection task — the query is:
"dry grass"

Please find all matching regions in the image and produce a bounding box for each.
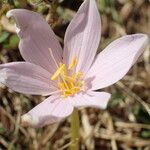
[0,0,150,149]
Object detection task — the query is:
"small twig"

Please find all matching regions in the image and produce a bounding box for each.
[106,112,118,150]
[0,106,29,139]
[115,121,150,129]
[41,123,60,145]
[81,109,94,150]
[58,141,73,150]
[117,81,150,116]
[0,135,8,148]
[95,131,150,147]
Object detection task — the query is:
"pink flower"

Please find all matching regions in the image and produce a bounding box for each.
[0,0,148,127]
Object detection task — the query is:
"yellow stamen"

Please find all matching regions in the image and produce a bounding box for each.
[68,57,77,70]
[51,64,65,80]
[72,72,83,79]
[51,56,84,98]
[64,75,76,83]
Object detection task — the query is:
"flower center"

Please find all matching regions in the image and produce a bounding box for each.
[51,57,84,98]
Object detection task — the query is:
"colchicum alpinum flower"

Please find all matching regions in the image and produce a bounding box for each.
[0,0,149,127]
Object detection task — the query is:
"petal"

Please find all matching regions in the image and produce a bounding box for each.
[85,34,149,90]
[63,0,101,73]
[7,9,62,73]
[70,91,111,109]
[21,95,73,127]
[0,62,57,95]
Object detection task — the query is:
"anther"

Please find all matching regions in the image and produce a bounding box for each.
[68,57,77,70]
[51,64,65,80]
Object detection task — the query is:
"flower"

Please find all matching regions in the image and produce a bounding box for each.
[0,0,148,127]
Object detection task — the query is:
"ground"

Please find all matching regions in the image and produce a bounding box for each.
[0,0,150,149]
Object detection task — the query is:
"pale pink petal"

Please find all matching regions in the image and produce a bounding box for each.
[70,91,111,109]
[63,0,101,73]
[85,34,149,90]
[0,62,57,95]
[21,95,73,127]
[7,9,62,73]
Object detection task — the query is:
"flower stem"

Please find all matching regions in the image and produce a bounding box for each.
[69,108,80,150]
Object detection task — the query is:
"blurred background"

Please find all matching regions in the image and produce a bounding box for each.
[0,0,150,149]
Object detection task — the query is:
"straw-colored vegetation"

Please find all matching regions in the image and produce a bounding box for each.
[0,0,149,149]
